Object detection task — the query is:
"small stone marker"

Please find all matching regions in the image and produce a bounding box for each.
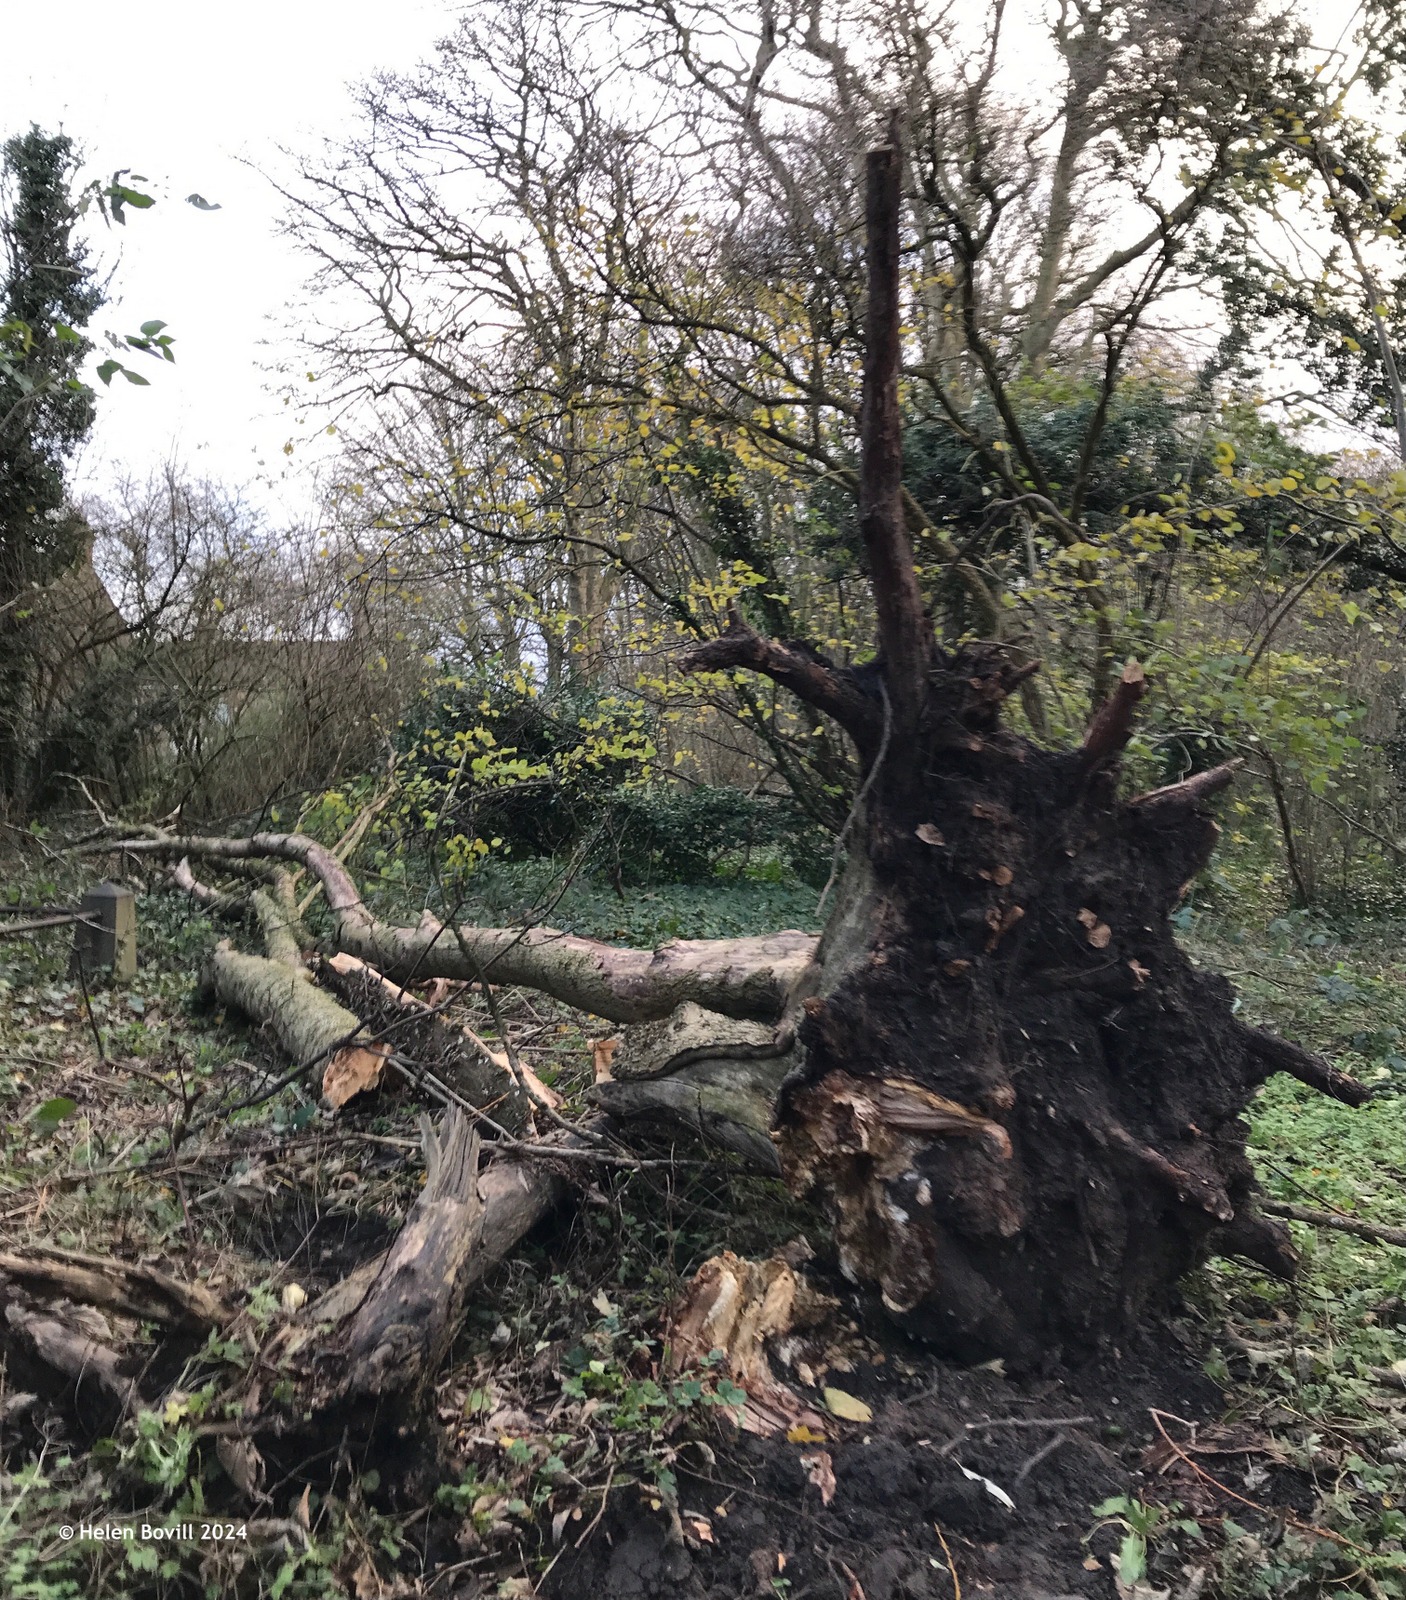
[70,882,137,980]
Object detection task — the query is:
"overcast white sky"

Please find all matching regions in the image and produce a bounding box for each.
[10,0,460,515]
[8,0,1371,523]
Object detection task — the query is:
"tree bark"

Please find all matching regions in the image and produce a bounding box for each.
[122,832,815,1024]
[233,1112,579,1495]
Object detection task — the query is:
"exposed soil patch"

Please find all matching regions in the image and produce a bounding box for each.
[548,1306,1241,1600]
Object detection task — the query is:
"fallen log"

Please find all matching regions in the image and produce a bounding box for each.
[228,1111,581,1496]
[321,951,537,1127]
[336,1110,485,1405]
[592,1000,790,1171]
[107,829,816,1023]
[2,1294,139,1429]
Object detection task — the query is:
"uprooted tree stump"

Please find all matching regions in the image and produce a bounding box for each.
[86,133,1371,1383]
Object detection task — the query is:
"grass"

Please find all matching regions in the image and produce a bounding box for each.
[0,842,1404,1596]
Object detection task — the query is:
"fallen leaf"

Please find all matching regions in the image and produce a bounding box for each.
[294,1484,311,1531]
[592,1036,620,1083]
[1083,1555,1103,1571]
[591,1289,619,1319]
[990,864,1014,886]
[683,1515,714,1544]
[282,1283,308,1314]
[322,1042,390,1109]
[801,1450,836,1505]
[216,1434,265,1498]
[957,1463,1015,1510]
[1077,907,1099,927]
[1128,959,1151,984]
[823,1387,873,1423]
[551,1508,572,1544]
[1087,921,1113,949]
[787,1423,826,1444]
[915,823,945,846]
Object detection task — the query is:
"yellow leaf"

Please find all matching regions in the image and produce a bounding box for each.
[823,1387,873,1422]
[787,1423,827,1443]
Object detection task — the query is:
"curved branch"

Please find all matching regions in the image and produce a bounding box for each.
[677,605,871,734]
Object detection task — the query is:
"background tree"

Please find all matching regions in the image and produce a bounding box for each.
[0,128,103,808]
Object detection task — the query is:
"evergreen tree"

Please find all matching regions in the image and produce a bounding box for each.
[0,127,104,808]
[0,126,103,602]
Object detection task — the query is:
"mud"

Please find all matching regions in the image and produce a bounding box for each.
[548,1316,1232,1600]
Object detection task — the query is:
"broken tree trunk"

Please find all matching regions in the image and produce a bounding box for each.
[236,1110,577,1492]
[183,861,391,1098]
[178,862,533,1125]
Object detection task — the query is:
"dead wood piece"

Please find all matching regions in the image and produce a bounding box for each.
[1128,759,1243,814]
[322,1042,391,1109]
[3,1297,138,1418]
[667,1251,835,1437]
[278,1124,584,1373]
[594,1060,786,1173]
[0,1246,226,1330]
[323,951,540,1120]
[207,941,366,1074]
[338,1110,485,1402]
[1260,1200,1406,1249]
[1237,1026,1372,1107]
[1080,659,1147,772]
[611,1001,781,1081]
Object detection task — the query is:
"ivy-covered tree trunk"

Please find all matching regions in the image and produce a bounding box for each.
[0,127,103,813]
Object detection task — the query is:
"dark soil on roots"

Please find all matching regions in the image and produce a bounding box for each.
[546,1309,1239,1600]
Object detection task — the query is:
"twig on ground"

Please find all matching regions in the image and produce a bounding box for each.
[933,1523,962,1600]
[935,1415,1092,1457]
[1261,1200,1406,1250]
[1012,1430,1071,1486]
[1148,1409,1364,1553]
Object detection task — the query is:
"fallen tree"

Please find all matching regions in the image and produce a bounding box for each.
[83,132,1371,1379]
